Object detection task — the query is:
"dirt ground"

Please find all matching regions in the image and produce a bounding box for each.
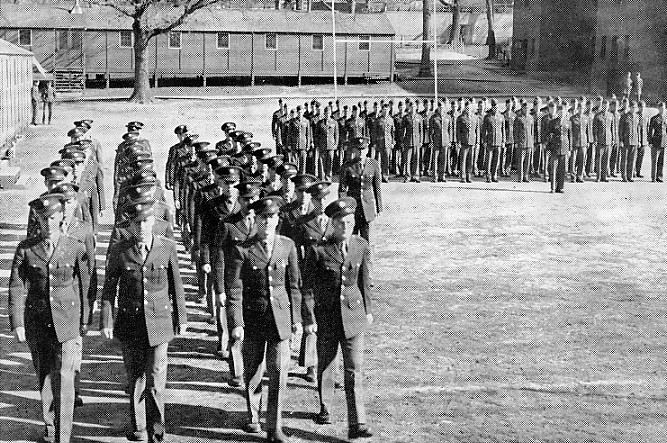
[1,95,667,443]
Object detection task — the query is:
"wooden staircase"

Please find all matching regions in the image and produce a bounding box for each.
[54,68,85,92]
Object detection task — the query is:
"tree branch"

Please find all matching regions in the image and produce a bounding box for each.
[145,0,224,39]
[87,0,135,17]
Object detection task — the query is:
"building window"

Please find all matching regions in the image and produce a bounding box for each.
[217,32,229,49]
[18,29,32,46]
[600,35,606,59]
[168,31,181,49]
[610,35,618,59]
[624,34,630,58]
[57,30,68,51]
[312,34,323,51]
[71,30,82,48]
[359,35,370,51]
[265,33,277,50]
[120,30,133,48]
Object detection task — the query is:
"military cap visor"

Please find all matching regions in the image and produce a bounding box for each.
[249,196,284,216]
[127,204,155,221]
[276,162,297,177]
[51,183,79,200]
[252,147,272,161]
[215,165,243,182]
[236,181,262,198]
[67,127,85,138]
[306,181,331,199]
[126,121,144,129]
[291,173,318,190]
[184,133,200,144]
[122,131,141,140]
[325,197,357,219]
[51,159,76,172]
[221,122,237,132]
[29,193,66,217]
[41,166,68,181]
[174,124,188,135]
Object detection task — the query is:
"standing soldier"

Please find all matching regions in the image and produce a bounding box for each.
[165,125,189,192]
[302,197,373,440]
[623,72,633,98]
[401,104,423,183]
[74,120,104,166]
[375,103,395,183]
[430,100,453,183]
[619,100,640,182]
[225,196,303,443]
[593,99,614,182]
[635,100,650,179]
[345,106,367,146]
[276,104,290,161]
[482,99,505,183]
[530,97,543,177]
[502,99,516,177]
[547,103,571,193]
[648,101,667,182]
[9,193,90,443]
[635,72,643,102]
[366,102,379,160]
[585,100,597,178]
[42,80,56,125]
[449,99,461,177]
[335,105,349,173]
[457,101,478,183]
[31,80,41,125]
[338,138,382,242]
[609,99,621,177]
[315,106,340,182]
[474,100,486,177]
[272,99,285,155]
[392,101,405,177]
[570,102,590,183]
[101,203,187,443]
[420,99,433,177]
[289,106,312,174]
[513,101,534,183]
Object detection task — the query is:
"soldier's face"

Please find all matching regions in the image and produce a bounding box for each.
[132,215,155,242]
[63,199,77,221]
[296,189,311,206]
[332,214,355,241]
[256,213,279,237]
[216,176,230,192]
[46,179,62,191]
[40,211,64,238]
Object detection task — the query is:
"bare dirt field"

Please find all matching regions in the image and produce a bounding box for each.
[1,95,667,443]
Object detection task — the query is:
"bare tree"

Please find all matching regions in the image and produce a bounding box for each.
[485,0,496,59]
[419,0,432,77]
[90,0,224,103]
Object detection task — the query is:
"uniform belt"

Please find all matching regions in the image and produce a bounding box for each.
[26,298,50,310]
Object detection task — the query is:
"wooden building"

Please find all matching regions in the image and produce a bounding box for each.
[512,0,667,100]
[0,38,32,151]
[0,3,396,89]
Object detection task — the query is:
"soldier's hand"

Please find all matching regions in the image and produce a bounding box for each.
[304,323,317,334]
[366,313,374,325]
[178,324,188,335]
[101,328,113,340]
[202,264,211,274]
[99,210,104,217]
[165,183,173,190]
[13,327,25,343]
[79,324,88,336]
[231,326,244,341]
[217,292,226,306]
[174,201,181,210]
[292,322,303,335]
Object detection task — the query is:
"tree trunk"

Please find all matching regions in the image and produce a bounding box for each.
[485,0,496,59]
[130,24,153,103]
[419,0,432,77]
[449,0,461,44]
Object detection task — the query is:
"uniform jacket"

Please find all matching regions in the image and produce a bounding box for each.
[401,113,423,148]
[570,113,590,148]
[109,218,174,248]
[302,235,372,339]
[193,183,223,252]
[456,113,479,146]
[430,112,453,149]
[392,112,404,149]
[547,115,571,155]
[593,111,614,146]
[374,115,395,152]
[620,111,641,146]
[648,114,667,149]
[314,116,340,152]
[420,109,432,144]
[513,112,534,150]
[482,112,506,147]
[101,235,186,347]
[66,217,97,308]
[225,235,302,341]
[638,112,650,147]
[272,108,284,139]
[611,111,621,145]
[289,116,312,151]
[213,210,256,293]
[200,198,239,265]
[338,157,382,223]
[503,110,516,144]
[345,117,366,141]
[586,111,596,144]
[9,235,90,343]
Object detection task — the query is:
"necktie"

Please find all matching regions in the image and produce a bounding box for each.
[341,242,348,260]
[246,215,254,231]
[262,239,272,258]
[319,215,327,233]
[46,239,54,257]
[139,243,148,262]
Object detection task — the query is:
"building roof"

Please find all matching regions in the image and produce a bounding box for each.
[0,38,33,56]
[0,3,395,36]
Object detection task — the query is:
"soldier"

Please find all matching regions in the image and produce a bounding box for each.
[648,101,667,182]
[101,203,187,443]
[338,138,382,242]
[474,100,486,177]
[392,101,405,177]
[73,119,104,166]
[420,99,434,177]
[636,100,650,179]
[31,80,41,125]
[365,102,379,160]
[401,104,423,183]
[302,197,373,440]
[9,193,90,443]
[276,104,290,161]
[335,105,349,173]
[374,103,395,183]
[272,99,285,153]
[619,100,640,182]
[315,106,340,182]
[225,196,303,443]
[27,166,70,238]
[584,99,597,178]
[449,99,461,177]
[593,99,614,182]
[165,124,189,191]
[609,99,621,177]
[635,72,643,102]
[570,102,590,183]
[289,106,312,174]
[482,99,505,183]
[213,180,263,387]
[514,101,534,183]
[279,173,319,237]
[547,103,571,193]
[267,162,298,202]
[430,100,453,183]
[502,99,516,177]
[456,101,478,183]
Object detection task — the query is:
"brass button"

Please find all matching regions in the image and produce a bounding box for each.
[144,300,148,305]
[144,290,148,295]
[340,296,345,301]
[270,296,274,301]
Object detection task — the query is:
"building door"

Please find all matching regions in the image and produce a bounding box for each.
[54,29,84,69]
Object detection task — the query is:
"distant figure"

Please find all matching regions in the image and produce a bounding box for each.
[634,72,643,102]
[42,81,56,125]
[623,72,633,98]
[30,81,41,125]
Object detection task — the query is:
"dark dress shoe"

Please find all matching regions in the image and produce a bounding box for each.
[657,178,663,182]
[628,178,634,182]
[126,430,149,442]
[229,376,244,388]
[74,394,84,408]
[243,422,262,434]
[555,189,565,193]
[522,178,530,183]
[637,174,644,178]
[149,432,165,443]
[348,424,373,439]
[466,179,472,183]
[381,177,388,183]
[492,178,499,183]
[305,367,316,383]
[266,429,290,442]
[314,409,332,424]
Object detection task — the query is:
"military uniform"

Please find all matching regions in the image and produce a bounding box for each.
[430,110,453,182]
[635,109,650,178]
[401,112,423,181]
[456,111,479,183]
[289,114,312,174]
[481,109,506,182]
[502,108,516,176]
[392,110,404,176]
[338,153,382,242]
[593,110,614,182]
[570,112,590,182]
[374,112,395,182]
[547,112,571,193]
[648,112,667,182]
[619,110,640,181]
[513,109,534,182]
[314,115,339,181]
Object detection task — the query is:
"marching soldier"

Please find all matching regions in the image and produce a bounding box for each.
[279,173,319,239]
[338,138,382,243]
[547,102,571,193]
[345,105,366,146]
[619,100,640,182]
[374,103,395,183]
[267,162,298,202]
[74,119,104,166]
[302,197,373,440]
[457,101,479,183]
[101,203,187,443]
[224,196,303,443]
[648,101,667,182]
[430,100,453,183]
[9,193,90,443]
[593,99,614,182]
[165,124,189,191]
[514,101,534,183]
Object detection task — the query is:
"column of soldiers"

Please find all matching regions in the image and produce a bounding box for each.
[10,115,377,443]
[270,95,667,191]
